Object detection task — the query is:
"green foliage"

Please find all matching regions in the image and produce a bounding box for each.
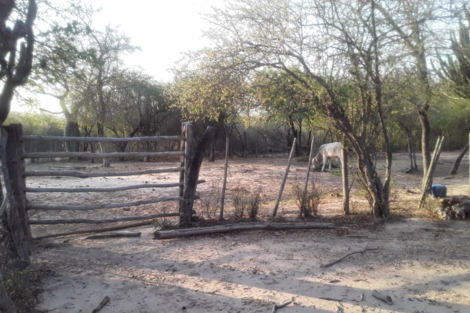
[171,52,247,126]
[5,111,65,136]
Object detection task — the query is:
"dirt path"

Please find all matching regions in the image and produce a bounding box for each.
[30,152,470,313]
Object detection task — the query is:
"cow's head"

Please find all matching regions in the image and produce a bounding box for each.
[311,158,320,170]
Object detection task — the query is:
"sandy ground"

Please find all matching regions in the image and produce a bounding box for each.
[29,152,470,313]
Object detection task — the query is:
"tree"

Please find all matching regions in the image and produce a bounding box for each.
[71,23,138,166]
[200,0,400,217]
[435,6,470,174]
[105,70,175,154]
[253,69,317,156]
[0,0,37,123]
[373,0,463,191]
[30,0,97,152]
[171,54,248,161]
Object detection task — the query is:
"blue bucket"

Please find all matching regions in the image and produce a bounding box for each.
[431,184,447,198]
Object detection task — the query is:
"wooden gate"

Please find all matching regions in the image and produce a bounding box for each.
[1,122,199,243]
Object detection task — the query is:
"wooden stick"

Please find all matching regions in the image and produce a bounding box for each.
[273,138,297,217]
[372,290,393,305]
[85,232,141,239]
[271,299,293,312]
[23,151,183,159]
[29,212,180,224]
[419,136,444,208]
[220,135,229,220]
[25,167,183,178]
[320,247,378,268]
[301,134,315,216]
[34,220,155,240]
[22,135,180,142]
[155,222,335,239]
[91,296,110,313]
[27,196,182,211]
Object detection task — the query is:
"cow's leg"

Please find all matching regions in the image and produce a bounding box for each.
[321,154,327,171]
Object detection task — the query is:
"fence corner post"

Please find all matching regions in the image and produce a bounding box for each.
[180,126,214,227]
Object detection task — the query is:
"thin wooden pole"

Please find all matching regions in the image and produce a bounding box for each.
[220,135,230,220]
[341,138,350,215]
[419,136,444,209]
[179,123,188,213]
[272,138,297,217]
[301,134,315,217]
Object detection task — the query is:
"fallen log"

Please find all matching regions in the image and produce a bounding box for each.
[85,232,142,240]
[154,222,335,239]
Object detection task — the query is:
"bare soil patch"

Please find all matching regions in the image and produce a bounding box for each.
[30,152,470,313]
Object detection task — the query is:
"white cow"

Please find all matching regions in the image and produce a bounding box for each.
[312,142,343,171]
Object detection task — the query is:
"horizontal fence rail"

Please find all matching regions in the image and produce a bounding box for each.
[21,135,181,142]
[25,167,184,178]
[25,180,204,193]
[26,182,183,193]
[28,212,181,224]
[27,196,183,211]
[23,151,184,159]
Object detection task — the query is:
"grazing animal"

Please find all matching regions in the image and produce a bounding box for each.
[312,142,343,171]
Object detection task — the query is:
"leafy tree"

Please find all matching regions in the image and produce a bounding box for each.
[200,0,402,217]
[105,70,176,153]
[171,54,249,160]
[30,0,95,152]
[253,69,317,156]
[374,0,463,190]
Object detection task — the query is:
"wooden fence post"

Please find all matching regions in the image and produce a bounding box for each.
[179,123,188,212]
[220,135,229,220]
[272,138,297,217]
[301,134,315,217]
[341,138,350,215]
[4,124,30,240]
[1,125,31,266]
[180,126,215,227]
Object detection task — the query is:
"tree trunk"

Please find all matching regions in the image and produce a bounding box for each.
[97,122,110,167]
[419,111,431,188]
[64,120,81,154]
[404,126,417,172]
[449,144,469,175]
[342,139,349,215]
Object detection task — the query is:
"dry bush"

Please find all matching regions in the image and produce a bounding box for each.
[292,179,323,217]
[196,185,221,219]
[231,186,262,220]
[248,190,262,220]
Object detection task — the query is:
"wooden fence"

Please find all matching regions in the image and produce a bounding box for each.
[0,123,213,264]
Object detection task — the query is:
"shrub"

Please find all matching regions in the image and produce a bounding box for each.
[197,185,221,219]
[292,179,323,217]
